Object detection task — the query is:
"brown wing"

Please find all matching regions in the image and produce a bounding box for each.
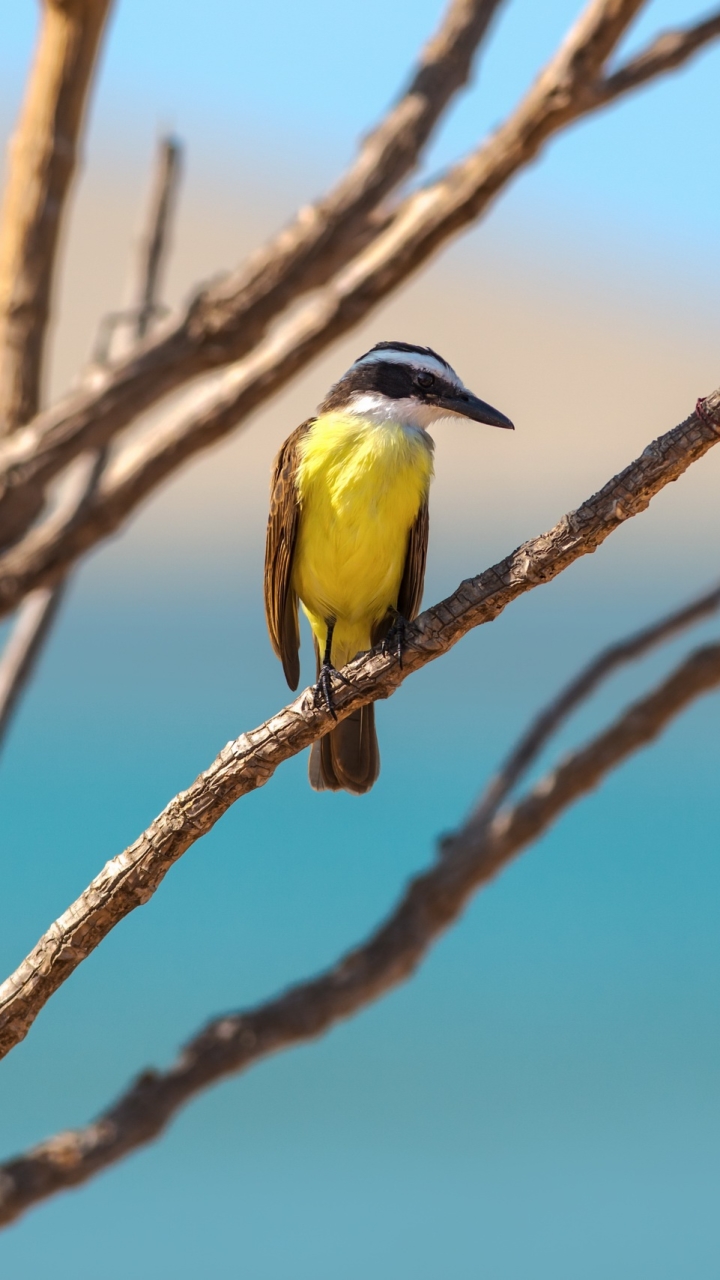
[397,498,429,622]
[264,419,314,690]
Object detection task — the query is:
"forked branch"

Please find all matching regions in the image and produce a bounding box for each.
[0,0,504,545]
[0,389,717,1063]
[1,2,719,554]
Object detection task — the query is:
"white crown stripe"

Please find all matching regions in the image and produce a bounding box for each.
[352,348,460,383]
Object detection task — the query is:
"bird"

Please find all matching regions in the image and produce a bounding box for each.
[264,340,514,795]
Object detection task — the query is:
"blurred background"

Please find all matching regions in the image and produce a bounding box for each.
[1,2,720,1276]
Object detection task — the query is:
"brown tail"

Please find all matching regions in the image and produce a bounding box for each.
[309,702,379,794]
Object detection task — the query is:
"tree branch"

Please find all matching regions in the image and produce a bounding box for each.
[600,8,720,99]
[0,0,114,436]
[471,576,720,825]
[0,390,717,1062]
[0,138,183,756]
[2,628,719,1227]
[5,0,718,555]
[0,0,505,546]
[0,583,66,743]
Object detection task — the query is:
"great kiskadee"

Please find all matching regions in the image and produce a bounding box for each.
[264,341,513,795]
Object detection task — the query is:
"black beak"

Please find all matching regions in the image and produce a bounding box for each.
[439,389,514,430]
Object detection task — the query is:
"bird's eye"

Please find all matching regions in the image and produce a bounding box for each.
[416,371,435,389]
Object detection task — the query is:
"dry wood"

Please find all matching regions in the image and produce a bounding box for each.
[0,0,113,436]
[0,0,504,545]
[1,632,719,1227]
[0,584,66,744]
[1,2,718,554]
[471,577,720,825]
[0,139,183,753]
[0,389,717,1063]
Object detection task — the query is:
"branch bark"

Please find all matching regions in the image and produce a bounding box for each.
[600,9,720,98]
[0,138,183,755]
[471,576,720,824]
[0,389,717,1062]
[0,0,504,545]
[0,0,114,436]
[2,2,718,554]
[2,630,719,1228]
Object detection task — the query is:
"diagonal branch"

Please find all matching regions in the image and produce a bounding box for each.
[2,631,719,1227]
[0,0,505,546]
[0,138,183,756]
[0,390,717,1062]
[471,577,720,825]
[1,1,717,558]
[7,0,717,545]
[0,131,181,764]
[0,0,114,436]
[601,8,720,98]
[0,583,67,742]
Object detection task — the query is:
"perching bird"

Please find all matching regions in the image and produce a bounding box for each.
[264,341,513,795]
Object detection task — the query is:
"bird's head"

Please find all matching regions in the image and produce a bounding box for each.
[318,341,514,432]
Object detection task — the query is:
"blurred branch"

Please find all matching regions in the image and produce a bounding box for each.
[0,584,67,741]
[2,630,720,1226]
[0,0,114,436]
[471,577,720,825]
[0,139,183,757]
[600,8,720,98]
[0,0,506,548]
[4,1,719,556]
[0,389,717,1060]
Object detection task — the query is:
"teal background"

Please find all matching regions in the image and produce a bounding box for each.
[1,2,719,1275]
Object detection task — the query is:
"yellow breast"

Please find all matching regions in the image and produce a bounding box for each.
[292,411,434,666]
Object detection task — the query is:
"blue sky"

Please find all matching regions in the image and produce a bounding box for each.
[1,3,720,1276]
[2,1,719,259]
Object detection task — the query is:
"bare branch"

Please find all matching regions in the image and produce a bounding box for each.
[2,629,719,1227]
[132,138,182,341]
[7,0,714,552]
[3,1,717,558]
[472,577,720,825]
[0,0,114,436]
[0,584,66,743]
[0,138,183,755]
[600,8,720,100]
[0,390,717,1062]
[0,0,505,546]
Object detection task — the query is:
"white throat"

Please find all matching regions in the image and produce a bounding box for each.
[343,392,448,432]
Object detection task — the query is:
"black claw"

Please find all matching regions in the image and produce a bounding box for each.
[313,661,338,719]
[381,612,410,668]
[312,660,352,720]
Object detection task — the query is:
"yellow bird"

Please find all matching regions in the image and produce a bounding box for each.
[264,341,513,794]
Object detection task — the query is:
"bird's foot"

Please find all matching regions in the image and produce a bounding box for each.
[381,611,411,668]
[312,660,351,720]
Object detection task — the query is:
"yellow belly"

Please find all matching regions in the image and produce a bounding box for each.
[292,411,433,668]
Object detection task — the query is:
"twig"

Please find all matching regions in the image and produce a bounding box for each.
[1,631,718,1227]
[0,390,717,1062]
[0,585,66,741]
[132,138,183,341]
[0,139,183,755]
[0,0,114,436]
[600,9,720,98]
[470,578,720,825]
[3,2,719,553]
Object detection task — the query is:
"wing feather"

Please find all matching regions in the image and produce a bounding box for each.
[264,420,313,689]
[397,498,429,622]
